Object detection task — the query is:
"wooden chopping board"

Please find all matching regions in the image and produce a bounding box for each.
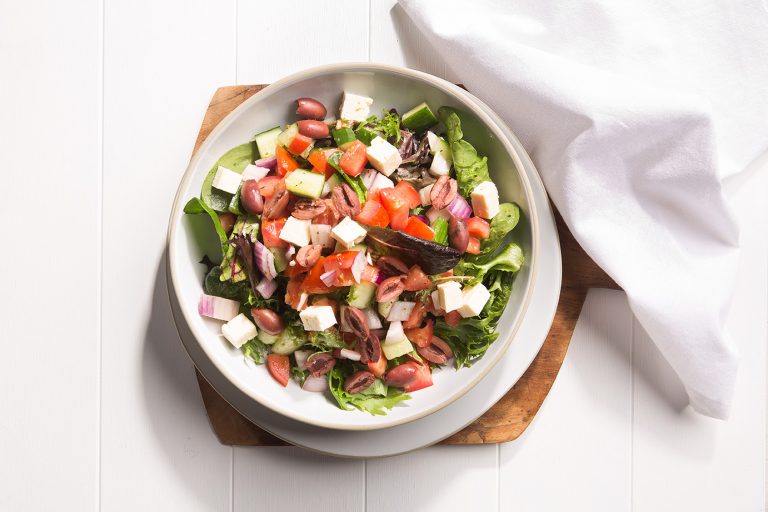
[190,85,620,446]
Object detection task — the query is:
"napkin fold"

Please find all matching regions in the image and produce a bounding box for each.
[399,0,768,418]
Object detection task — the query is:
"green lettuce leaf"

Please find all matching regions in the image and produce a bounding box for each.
[184,197,228,245]
[327,151,367,203]
[241,337,269,364]
[438,107,491,196]
[308,328,347,351]
[328,367,411,415]
[456,243,524,285]
[469,203,520,261]
[201,142,257,212]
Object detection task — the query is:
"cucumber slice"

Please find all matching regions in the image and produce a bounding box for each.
[321,172,341,197]
[201,142,256,212]
[333,241,368,253]
[332,127,356,149]
[355,126,382,146]
[227,184,243,215]
[285,169,325,199]
[257,331,279,345]
[269,247,288,273]
[402,102,438,133]
[271,329,305,355]
[277,123,298,148]
[252,126,282,159]
[382,337,414,360]
[347,281,376,309]
[427,131,451,160]
[378,299,395,319]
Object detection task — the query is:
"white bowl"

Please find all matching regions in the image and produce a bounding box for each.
[167,63,540,431]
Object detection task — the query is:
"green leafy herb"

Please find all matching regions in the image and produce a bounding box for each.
[241,337,269,364]
[184,197,228,246]
[308,328,347,351]
[328,367,411,415]
[361,110,402,144]
[411,205,427,216]
[455,243,524,285]
[204,266,250,301]
[291,365,309,386]
[438,107,491,196]
[432,217,449,245]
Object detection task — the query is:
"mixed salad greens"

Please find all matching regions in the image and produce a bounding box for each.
[185,91,524,415]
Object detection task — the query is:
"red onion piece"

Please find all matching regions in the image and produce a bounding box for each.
[426,206,451,224]
[255,277,277,299]
[294,349,312,369]
[320,269,338,287]
[254,156,277,170]
[361,168,378,190]
[302,375,328,392]
[445,194,472,219]
[253,240,277,280]
[297,292,309,310]
[198,293,240,321]
[412,214,430,224]
[350,250,366,283]
[339,348,361,361]
[285,246,296,260]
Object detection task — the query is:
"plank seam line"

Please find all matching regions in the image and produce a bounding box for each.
[97,0,105,509]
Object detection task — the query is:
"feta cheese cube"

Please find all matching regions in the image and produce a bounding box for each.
[437,281,463,313]
[300,305,337,331]
[429,151,452,176]
[212,166,242,194]
[331,217,367,249]
[241,164,270,182]
[309,224,335,249]
[387,301,416,322]
[221,313,257,348]
[364,308,383,329]
[430,290,442,311]
[366,136,402,177]
[370,172,395,192]
[385,321,406,344]
[458,283,491,318]
[471,181,500,219]
[279,216,312,247]
[339,92,374,122]
[419,184,434,206]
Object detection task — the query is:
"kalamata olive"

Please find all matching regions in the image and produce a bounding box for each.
[402,265,431,291]
[295,244,322,268]
[331,184,361,217]
[297,119,330,139]
[342,306,369,340]
[357,332,381,364]
[250,308,284,335]
[376,276,406,302]
[303,352,336,377]
[292,198,327,220]
[430,336,453,359]
[295,97,327,120]
[430,176,458,210]
[263,180,290,219]
[240,179,263,215]
[343,370,376,394]
[218,212,237,233]
[448,215,469,253]
[384,362,418,388]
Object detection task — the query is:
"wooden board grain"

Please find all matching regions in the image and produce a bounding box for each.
[190,85,620,446]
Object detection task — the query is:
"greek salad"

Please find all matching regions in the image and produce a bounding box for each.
[184,91,524,415]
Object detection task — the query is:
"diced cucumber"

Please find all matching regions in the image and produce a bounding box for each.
[285,169,325,199]
[347,281,377,309]
[333,241,368,253]
[271,329,305,355]
[252,126,282,159]
[332,127,357,149]
[299,142,314,159]
[402,102,438,133]
[382,337,414,360]
[269,247,288,273]
[378,299,395,318]
[227,185,243,215]
[427,131,452,160]
[321,172,341,197]
[355,126,382,145]
[277,123,299,148]
[257,331,279,345]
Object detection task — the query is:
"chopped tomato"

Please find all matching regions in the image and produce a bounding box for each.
[302,256,335,294]
[261,218,288,249]
[257,176,282,198]
[367,355,387,378]
[355,199,389,228]
[405,360,433,392]
[395,181,421,209]
[405,319,434,348]
[403,216,435,241]
[466,236,481,255]
[275,146,299,177]
[367,189,380,202]
[338,140,367,177]
[332,269,356,287]
[402,301,426,329]
[323,251,360,272]
[466,216,490,239]
[379,188,409,230]
[266,354,290,387]
[403,265,431,291]
[285,277,305,310]
[445,310,461,327]
[287,133,313,155]
[361,264,380,283]
[284,262,309,277]
[307,149,339,178]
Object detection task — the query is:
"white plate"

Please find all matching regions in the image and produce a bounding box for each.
[167,63,544,431]
[167,95,562,456]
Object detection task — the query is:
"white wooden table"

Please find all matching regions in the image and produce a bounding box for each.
[1,1,765,510]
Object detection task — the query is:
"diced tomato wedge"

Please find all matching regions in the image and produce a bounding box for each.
[403,216,435,241]
[355,199,389,228]
[287,133,313,155]
[466,216,491,239]
[275,146,299,177]
[379,187,409,230]
[308,149,339,179]
[367,189,380,202]
[323,251,360,272]
[361,264,380,283]
[284,262,309,277]
[405,360,433,392]
[285,277,306,310]
[445,310,461,327]
[332,269,356,287]
[266,354,290,387]
[257,176,282,198]
[261,218,288,249]
[403,265,431,291]
[338,140,367,177]
[302,256,335,294]
[402,301,426,329]
[395,181,421,209]
[404,319,434,348]
[367,355,388,378]
[466,236,481,255]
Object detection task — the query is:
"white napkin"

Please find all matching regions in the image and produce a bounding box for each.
[399,0,768,418]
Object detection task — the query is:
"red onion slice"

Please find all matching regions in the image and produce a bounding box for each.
[445,194,472,219]
[426,206,451,224]
[320,269,338,287]
[294,349,312,369]
[339,348,361,361]
[413,214,430,225]
[253,240,277,280]
[302,375,328,392]
[350,250,367,283]
[255,277,277,299]
[198,294,240,321]
[254,156,277,170]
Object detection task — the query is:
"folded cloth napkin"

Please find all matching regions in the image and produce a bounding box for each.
[399,0,768,418]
